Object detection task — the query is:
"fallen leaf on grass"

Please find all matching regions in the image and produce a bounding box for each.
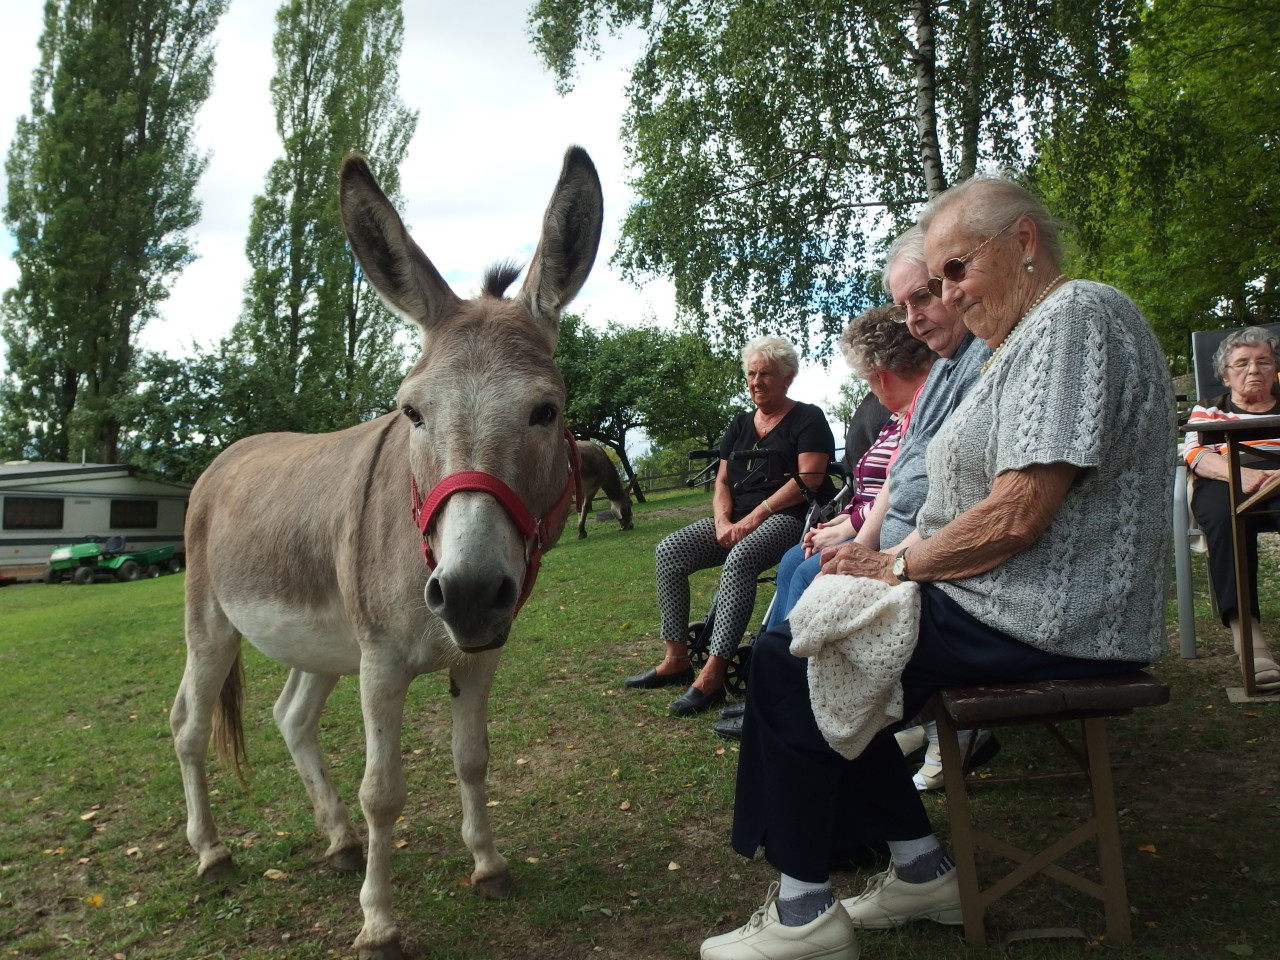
[715,747,725,756]
[627,890,639,898]
[668,861,680,871]
[1138,844,1157,854]
[263,869,288,881]
[126,847,140,857]
[458,876,472,887]
[525,857,540,864]
[85,893,103,908]
[395,840,409,849]
[79,810,99,821]
[516,758,529,766]
[619,801,631,811]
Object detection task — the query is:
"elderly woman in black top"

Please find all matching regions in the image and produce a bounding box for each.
[626,335,835,716]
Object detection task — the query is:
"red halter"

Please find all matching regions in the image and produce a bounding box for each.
[409,428,582,616]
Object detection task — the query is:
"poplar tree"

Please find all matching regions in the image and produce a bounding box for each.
[1,0,226,462]
[232,0,418,435]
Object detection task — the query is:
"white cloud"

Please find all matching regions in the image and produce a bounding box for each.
[0,1,846,423]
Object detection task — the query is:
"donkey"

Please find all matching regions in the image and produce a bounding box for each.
[574,440,633,537]
[169,148,602,960]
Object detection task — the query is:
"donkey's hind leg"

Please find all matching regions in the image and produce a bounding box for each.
[171,603,243,881]
[273,669,364,871]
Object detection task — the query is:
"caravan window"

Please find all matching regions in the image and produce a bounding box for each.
[110,499,159,529]
[3,497,65,530]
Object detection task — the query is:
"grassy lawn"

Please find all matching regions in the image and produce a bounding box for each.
[1,486,1277,959]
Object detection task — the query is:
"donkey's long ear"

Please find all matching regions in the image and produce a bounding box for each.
[339,153,460,332]
[518,147,604,346]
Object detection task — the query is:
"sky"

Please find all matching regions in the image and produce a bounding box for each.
[0,1,850,428]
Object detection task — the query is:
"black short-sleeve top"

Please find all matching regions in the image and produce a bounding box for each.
[719,401,836,521]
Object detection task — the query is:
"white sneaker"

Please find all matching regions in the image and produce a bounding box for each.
[701,883,860,960]
[912,728,999,791]
[840,865,964,929]
[894,724,928,763]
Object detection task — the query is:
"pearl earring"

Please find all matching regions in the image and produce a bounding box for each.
[1024,257,1034,273]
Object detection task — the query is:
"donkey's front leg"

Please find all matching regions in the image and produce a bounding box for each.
[450,649,512,897]
[352,657,411,960]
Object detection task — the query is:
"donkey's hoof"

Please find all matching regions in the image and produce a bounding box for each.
[473,868,514,899]
[327,844,366,873]
[358,940,404,960]
[198,853,239,883]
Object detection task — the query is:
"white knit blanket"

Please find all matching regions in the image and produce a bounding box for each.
[788,574,921,760]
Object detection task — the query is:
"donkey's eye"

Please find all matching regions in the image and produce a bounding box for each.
[529,403,558,427]
[402,405,423,426]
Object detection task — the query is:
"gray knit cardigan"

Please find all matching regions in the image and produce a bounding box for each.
[916,280,1174,662]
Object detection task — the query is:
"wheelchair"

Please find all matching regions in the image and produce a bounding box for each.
[682,448,851,696]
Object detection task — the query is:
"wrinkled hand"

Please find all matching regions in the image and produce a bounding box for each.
[819,541,897,584]
[714,515,736,548]
[1241,467,1280,496]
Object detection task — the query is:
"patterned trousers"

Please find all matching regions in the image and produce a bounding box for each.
[655,514,803,660]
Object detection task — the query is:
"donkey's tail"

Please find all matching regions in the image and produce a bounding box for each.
[211,651,252,787]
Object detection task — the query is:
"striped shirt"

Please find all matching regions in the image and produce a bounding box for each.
[1183,392,1280,473]
[843,413,903,529]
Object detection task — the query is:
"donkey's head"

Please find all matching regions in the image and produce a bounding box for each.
[339,149,603,652]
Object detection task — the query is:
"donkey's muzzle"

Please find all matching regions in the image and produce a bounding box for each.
[424,566,518,650]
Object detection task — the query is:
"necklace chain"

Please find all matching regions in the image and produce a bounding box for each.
[982,274,1068,374]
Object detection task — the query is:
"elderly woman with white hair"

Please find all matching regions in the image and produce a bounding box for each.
[626,335,835,716]
[699,177,1171,960]
[1185,326,1280,692]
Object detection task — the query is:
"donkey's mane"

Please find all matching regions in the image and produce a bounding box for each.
[483,261,523,298]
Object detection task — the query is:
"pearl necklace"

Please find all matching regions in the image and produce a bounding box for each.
[982,274,1069,374]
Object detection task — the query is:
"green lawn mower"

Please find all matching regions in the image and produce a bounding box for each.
[43,536,181,584]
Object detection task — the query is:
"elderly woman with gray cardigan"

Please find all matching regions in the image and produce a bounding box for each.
[699,176,1173,960]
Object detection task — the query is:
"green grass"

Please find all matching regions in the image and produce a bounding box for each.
[1,489,1278,959]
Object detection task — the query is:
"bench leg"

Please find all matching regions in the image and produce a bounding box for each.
[1083,717,1132,943]
[935,706,987,946]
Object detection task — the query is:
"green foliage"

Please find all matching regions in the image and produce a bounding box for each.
[528,0,1137,350]
[825,375,868,429]
[557,313,746,493]
[1,0,226,462]
[230,0,419,436]
[1032,0,1280,363]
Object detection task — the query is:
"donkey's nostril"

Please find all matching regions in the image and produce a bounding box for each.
[493,576,518,612]
[425,575,446,613]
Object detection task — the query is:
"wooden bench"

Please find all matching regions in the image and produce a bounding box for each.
[932,671,1170,946]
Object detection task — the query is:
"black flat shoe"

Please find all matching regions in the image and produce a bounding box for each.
[720,702,746,720]
[668,684,725,716]
[713,714,743,740]
[624,666,694,689]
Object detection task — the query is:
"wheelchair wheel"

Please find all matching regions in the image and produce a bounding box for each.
[725,643,752,696]
[686,620,709,667]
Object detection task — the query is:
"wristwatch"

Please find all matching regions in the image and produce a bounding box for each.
[892,548,911,582]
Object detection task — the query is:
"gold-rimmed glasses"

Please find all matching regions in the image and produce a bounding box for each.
[926,217,1020,298]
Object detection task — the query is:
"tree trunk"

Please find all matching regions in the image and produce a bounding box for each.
[956,0,986,183]
[911,0,947,197]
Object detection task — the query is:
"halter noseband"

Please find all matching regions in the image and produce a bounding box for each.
[409,428,582,616]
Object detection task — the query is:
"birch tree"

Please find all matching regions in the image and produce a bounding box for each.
[528,0,1135,349]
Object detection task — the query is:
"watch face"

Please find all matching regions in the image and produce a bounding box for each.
[893,555,905,576]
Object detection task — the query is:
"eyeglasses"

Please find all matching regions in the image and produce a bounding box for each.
[1227,357,1277,372]
[926,217,1020,298]
[892,286,932,320]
